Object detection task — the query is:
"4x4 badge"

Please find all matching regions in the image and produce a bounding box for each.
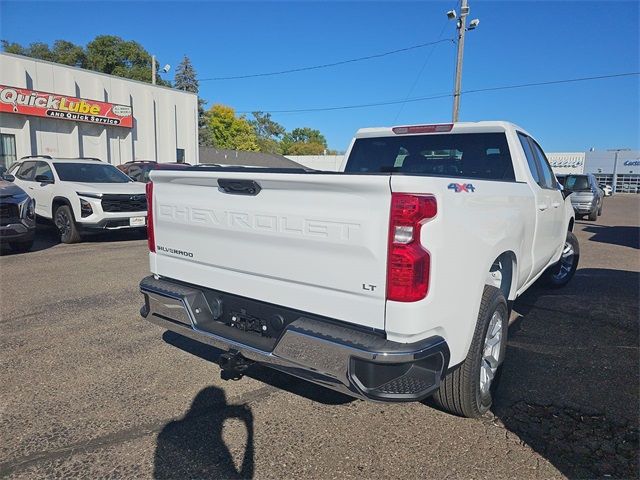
[448,183,475,193]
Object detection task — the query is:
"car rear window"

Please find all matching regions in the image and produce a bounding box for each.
[344,133,515,181]
[563,175,590,191]
[54,163,132,183]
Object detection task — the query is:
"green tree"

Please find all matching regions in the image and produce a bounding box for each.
[207,104,259,151]
[2,40,56,62]
[2,36,170,86]
[51,40,86,67]
[249,111,286,154]
[174,55,213,146]
[86,35,170,85]
[174,55,198,92]
[281,127,328,155]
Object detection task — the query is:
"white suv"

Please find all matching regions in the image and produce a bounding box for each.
[7,156,147,243]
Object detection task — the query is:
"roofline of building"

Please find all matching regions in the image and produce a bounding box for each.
[1,52,197,96]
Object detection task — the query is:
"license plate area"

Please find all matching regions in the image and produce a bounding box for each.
[130,216,146,226]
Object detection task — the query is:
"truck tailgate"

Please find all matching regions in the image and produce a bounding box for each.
[149,171,392,330]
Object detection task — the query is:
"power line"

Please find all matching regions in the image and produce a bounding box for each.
[237,72,639,114]
[200,39,454,81]
[394,15,452,121]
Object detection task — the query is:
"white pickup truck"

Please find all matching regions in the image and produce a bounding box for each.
[140,121,578,418]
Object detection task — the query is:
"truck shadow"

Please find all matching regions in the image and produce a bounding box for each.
[580,224,640,249]
[492,268,639,479]
[154,385,254,479]
[162,331,354,406]
[0,222,147,256]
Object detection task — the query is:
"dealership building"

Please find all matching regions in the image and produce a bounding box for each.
[0,52,198,170]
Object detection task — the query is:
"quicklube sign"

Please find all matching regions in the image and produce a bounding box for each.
[0,85,133,128]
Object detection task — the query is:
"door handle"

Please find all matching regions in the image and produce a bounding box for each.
[537,203,548,211]
[551,202,560,208]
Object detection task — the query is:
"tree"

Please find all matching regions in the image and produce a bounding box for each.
[85,35,170,86]
[174,56,213,146]
[2,36,171,86]
[249,111,286,154]
[207,104,259,151]
[281,127,328,155]
[51,40,86,67]
[174,55,198,93]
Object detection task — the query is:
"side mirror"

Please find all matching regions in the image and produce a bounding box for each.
[3,173,15,182]
[35,175,54,184]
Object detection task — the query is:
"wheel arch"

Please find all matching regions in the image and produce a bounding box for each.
[52,196,73,218]
[486,251,517,301]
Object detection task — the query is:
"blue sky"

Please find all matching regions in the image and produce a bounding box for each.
[1,1,638,152]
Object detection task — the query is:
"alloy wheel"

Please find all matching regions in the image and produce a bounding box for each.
[480,310,503,396]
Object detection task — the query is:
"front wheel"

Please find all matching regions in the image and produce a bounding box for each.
[541,231,579,288]
[55,205,82,244]
[432,285,508,418]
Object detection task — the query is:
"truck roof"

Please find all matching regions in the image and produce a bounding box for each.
[354,121,530,138]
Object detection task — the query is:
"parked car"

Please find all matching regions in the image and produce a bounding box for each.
[599,184,613,197]
[118,161,191,183]
[7,155,147,243]
[0,178,36,252]
[559,173,604,220]
[139,121,578,418]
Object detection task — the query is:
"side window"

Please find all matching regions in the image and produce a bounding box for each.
[16,161,37,181]
[517,133,541,185]
[529,140,557,190]
[34,161,54,181]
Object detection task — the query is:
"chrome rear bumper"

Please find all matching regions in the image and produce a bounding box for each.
[140,275,449,402]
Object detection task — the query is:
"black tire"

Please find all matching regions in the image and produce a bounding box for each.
[541,231,580,288]
[597,202,603,216]
[432,285,508,418]
[9,239,34,253]
[54,205,82,244]
[588,209,598,221]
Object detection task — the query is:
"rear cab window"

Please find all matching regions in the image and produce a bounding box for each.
[344,133,516,181]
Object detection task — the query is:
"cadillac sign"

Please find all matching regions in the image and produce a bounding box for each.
[0,85,133,128]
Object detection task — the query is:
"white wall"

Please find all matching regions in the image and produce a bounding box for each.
[0,53,198,165]
[547,152,585,175]
[285,155,345,171]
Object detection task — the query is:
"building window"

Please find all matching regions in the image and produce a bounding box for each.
[0,134,17,170]
[176,148,185,163]
[616,174,640,194]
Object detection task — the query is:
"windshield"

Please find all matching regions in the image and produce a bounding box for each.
[54,163,132,183]
[564,175,591,191]
[344,133,515,181]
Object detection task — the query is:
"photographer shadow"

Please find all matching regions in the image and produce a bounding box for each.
[154,386,254,479]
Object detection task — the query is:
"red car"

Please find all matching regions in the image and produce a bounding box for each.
[117,161,191,183]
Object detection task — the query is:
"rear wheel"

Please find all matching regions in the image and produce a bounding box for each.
[432,286,508,418]
[55,205,82,244]
[541,231,579,288]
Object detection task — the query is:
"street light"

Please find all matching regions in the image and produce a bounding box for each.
[448,0,480,122]
[151,55,171,85]
[607,148,631,193]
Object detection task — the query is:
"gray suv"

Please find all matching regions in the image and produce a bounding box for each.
[556,173,604,221]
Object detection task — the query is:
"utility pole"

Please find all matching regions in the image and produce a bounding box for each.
[152,55,156,85]
[448,0,479,122]
[607,148,631,193]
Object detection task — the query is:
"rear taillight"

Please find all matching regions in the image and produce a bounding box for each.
[386,193,437,302]
[146,181,155,252]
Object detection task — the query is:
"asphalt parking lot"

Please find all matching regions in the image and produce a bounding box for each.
[1,195,638,479]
